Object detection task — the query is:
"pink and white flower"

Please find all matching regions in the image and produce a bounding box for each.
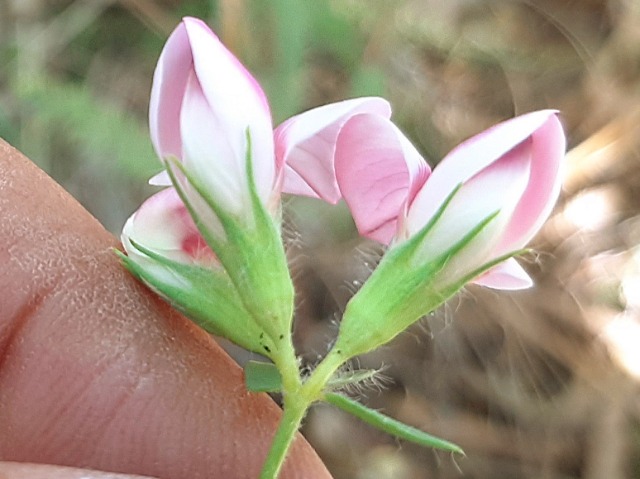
[124,16,390,264]
[121,17,395,347]
[335,110,565,289]
[148,16,276,227]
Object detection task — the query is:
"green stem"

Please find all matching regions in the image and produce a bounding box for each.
[272,335,302,392]
[303,349,345,397]
[259,348,346,478]
[259,392,309,479]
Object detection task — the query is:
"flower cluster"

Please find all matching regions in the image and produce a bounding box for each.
[119,16,565,479]
[120,17,390,363]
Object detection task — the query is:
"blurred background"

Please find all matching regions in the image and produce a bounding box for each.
[1,0,640,478]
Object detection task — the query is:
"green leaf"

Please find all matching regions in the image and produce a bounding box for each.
[16,77,159,179]
[324,392,464,455]
[244,360,283,393]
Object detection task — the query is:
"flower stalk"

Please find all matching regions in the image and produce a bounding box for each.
[259,350,346,478]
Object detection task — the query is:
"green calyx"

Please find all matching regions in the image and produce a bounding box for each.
[332,185,527,360]
[116,243,276,357]
[162,129,295,360]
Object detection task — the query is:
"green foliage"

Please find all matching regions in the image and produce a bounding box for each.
[308,2,366,68]
[246,0,310,122]
[16,76,159,179]
[246,0,386,122]
[350,65,387,98]
[0,105,19,146]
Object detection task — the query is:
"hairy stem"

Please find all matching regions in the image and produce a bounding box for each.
[259,348,346,478]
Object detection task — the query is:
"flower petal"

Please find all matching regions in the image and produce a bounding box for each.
[408,139,533,279]
[473,258,533,290]
[495,113,565,253]
[122,188,216,265]
[335,114,430,244]
[180,72,247,214]
[278,97,392,203]
[150,17,277,206]
[183,17,276,201]
[149,21,193,160]
[149,170,171,186]
[414,110,561,219]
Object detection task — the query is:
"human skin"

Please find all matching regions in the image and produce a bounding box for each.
[0,139,331,479]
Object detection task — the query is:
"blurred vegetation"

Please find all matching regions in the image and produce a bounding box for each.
[2,1,640,478]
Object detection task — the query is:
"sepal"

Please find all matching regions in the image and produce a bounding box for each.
[116,244,276,357]
[164,133,295,348]
[332,186,529,359]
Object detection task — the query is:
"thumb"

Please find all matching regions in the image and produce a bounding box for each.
[0,139,330,479]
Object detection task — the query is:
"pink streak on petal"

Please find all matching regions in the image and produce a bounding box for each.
[149,22,193,161]
[473,258,533,290]
[407,139,533,266]
[407,110,564,254]
[335,114,430,244]
[278,97,392,203]
[183,17,270,116]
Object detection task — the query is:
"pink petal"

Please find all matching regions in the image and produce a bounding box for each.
[278,97,392,203]
[495,113,565,253]
[280,167,320,199]
[122,188,216,265]
[407,111,564,254]
[183,18,276,198]
[183,17,271,117]
[335,114,430,244]
[473,258,533,290]
[149,21,193,160]
[416,110,560,217]
[180,73,247,214]
[407,139,533,271]
[149,18,277,202]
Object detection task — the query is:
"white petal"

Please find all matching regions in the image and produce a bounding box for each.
[148,170,171,186]
[180,73,247,214]
[473,258,533,290]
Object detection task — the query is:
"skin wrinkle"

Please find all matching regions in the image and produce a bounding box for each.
[0,139,331,479]
[0,287,52,380]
